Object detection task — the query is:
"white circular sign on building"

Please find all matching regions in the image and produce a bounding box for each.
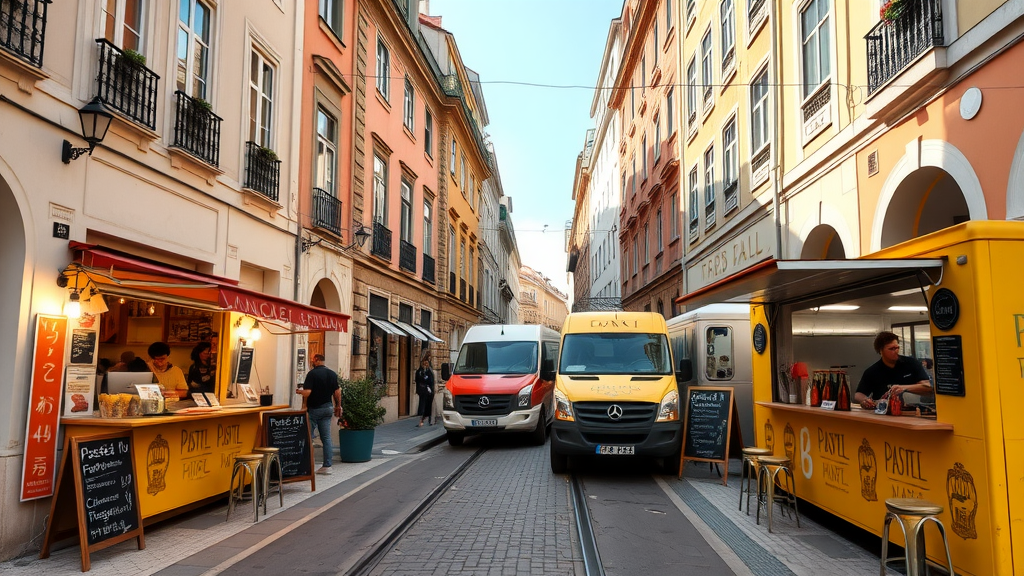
[960,87,982,120]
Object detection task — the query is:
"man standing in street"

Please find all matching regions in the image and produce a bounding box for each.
[297,354,340,474]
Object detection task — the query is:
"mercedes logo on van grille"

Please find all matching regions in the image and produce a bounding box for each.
[607,404,623,420]
[478,396,490,408]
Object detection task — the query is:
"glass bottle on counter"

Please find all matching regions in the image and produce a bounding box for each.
[836,373,851,411]
[810,373,822,407]
[822,372,834,403]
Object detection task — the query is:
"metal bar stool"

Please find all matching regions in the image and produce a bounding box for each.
[739,447,772,514]
[253,446,284,515]
[880,498,955,576]
[756,455,800,533]
[227,454,264,522]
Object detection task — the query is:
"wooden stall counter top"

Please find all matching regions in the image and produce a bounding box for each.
[61,404,291,428]
[755,402,954,431]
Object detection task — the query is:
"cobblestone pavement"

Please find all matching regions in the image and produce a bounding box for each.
[368,444,581,576]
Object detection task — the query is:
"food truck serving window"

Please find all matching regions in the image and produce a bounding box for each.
[705,327,734,381]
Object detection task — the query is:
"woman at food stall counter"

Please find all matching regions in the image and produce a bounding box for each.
[186,341,216,395]
[854,331,933,409]
[146,341,189,399]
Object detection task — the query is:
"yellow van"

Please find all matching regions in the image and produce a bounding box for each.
[550,311,688,473]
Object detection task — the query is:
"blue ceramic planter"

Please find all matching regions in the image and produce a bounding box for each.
[338,429,375,462]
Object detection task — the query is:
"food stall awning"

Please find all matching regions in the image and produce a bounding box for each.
[391,320,445,343]
[68,242,349,331]
[675,258,945,311]
[367,317,406,337]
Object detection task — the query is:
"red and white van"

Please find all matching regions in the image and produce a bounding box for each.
[440,324,560,446]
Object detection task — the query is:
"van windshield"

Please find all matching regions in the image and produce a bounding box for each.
[559,333,672,375]
[454,341,539,375]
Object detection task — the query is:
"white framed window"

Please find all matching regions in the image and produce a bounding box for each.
[686,57,697,125]
[248,48,275,148]
[400,179,414,244]
[460,157,467,195]
[176,0,211,99]
[720,0,735,74]
[315,106,337,194]
[103,0,144,52]
[666,0,672,29]
[424,109,433,157]
[723,118,738,188]
[469,174,475,209]
[801,0,831,98]
[423,200,433,256]
[376,36,390,100]
[701,29,713,106]
[688,167,699,229]
[704,146,716,227]
[403,77,415,130]
[751,67,770,153]
[373,153,388,225]
[450,139,457,175]
[319,0,343,35]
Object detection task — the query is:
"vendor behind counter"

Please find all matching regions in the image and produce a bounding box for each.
[99,342,191,399]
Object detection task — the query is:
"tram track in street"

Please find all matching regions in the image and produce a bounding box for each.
[569,473,606,576]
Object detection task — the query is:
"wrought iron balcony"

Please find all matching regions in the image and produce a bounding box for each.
[95,39,159,131]
[449,272,456,295]
[422,253,435,284]
[399,240,417,273]
[460,279,467,302]
[171,91,221,167]
[0,0,48,68]
[243,141,281,202]
[865,0,944,95]
[371,220,392,260]
[311,187,341,236]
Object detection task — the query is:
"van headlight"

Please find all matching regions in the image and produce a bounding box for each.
[517,384,534,408]
[443,388,454,409]
[554,388,574,421]
[656,389,679,422]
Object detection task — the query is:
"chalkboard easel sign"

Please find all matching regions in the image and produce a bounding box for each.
[40,431,144,572]
[263,410,316,492]
[678,386,743,485]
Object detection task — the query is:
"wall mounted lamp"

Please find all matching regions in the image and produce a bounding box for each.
[300,224,372,253]
[62,97,114,164]
[234,317,262,343]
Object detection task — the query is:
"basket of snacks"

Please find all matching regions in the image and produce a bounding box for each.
[98,393,142,418]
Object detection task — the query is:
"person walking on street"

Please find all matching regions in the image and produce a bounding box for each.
[415,358,436,426]
[297,354,340,474]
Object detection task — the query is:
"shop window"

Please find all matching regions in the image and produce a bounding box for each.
[706,326,734,380]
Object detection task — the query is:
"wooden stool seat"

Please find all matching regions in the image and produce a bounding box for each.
[739,447,773,514]
[880,498,954,576]
[885,498,944,517]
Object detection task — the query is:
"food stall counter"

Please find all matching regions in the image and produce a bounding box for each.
[755,402,953,431]
[61,405,291,521]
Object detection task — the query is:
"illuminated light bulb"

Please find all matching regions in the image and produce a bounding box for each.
[236,322,250,341]
[250,327,262,342]
[148,303,156,316]
[119,297,126,304]
[65,291,82,319]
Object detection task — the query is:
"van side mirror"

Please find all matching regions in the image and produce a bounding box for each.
[441,363,452,381]
[540,359,556,381]
[676,359,693,383]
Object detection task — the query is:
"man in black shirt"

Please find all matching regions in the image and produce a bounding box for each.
[297,354,340,474]
[855,331,932,409]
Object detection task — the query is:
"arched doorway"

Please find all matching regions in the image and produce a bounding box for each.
[309,278,342,368]
[800,225,846,259]
[879,167,969,249]
[0,174,27,400]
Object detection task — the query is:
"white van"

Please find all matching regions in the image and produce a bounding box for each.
[667,304,753,447]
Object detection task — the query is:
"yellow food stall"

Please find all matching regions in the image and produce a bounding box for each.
[676,221,1024,576]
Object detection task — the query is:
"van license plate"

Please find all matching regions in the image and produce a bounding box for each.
[596,445,635,455]
[471,419,497,427]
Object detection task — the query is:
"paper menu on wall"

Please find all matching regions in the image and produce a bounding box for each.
[63,366,96,416]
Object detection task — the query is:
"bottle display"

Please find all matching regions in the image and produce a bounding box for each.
[837,373,851,411]
[810,373,822,407]
[822,372,833,403]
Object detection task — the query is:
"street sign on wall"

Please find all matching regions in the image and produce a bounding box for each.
[21,314,69,501]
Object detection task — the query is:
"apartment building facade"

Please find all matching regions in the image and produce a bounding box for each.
[519,265,569,332]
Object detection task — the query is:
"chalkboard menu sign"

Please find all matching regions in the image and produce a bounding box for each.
[234,346,254,384]
[40,432,145,571]
[70,329,97,365]
[933,335,966,396]
[680,386,740,485]
[264,410,316,490]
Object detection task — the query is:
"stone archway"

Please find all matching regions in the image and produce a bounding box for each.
[800,224,846,259]
[310,278,343,372]
[872,140,987,251]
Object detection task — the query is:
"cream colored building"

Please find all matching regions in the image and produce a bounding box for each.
[518,265,568,332]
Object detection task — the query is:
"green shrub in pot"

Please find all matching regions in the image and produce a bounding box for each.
[338,376,386,430]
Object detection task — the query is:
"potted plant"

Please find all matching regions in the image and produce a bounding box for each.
[337,376,386,462]
[113,48,147,93]
[879,0,907,23]
[256,145,279,163]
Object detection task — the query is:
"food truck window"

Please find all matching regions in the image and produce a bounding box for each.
[892,322,932,363]
[705,326,734,381]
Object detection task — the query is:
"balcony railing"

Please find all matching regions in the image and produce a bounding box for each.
[95,39,159,131]
[449,272,456,295]
[0,0,48,68]
[171,91,221,167]
[422,253,436,284]
[865,0,944,94]
[312,187,341,236]
[460,279,467,302]
[243,141,281,202]
[371,220,392,260]
[399,240,417,273]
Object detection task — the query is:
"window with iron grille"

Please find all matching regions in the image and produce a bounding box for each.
[801,0,831,98]
[249,49,275,148]
[400,179,413,243]
[176,0,211,100]
[376,36,390,100]
[315,107,337,195]
[373,153,388,225]
[403,77,415,131]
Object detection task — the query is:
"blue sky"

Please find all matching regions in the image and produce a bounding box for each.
[426,0,623,294]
